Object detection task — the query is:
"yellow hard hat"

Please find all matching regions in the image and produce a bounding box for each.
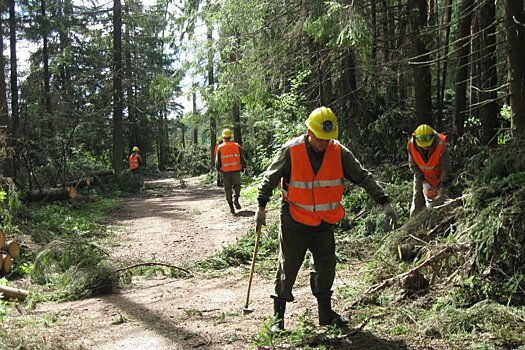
[305,107,338,140]
[217,136,223,142]
[222,129,232,138]
[414,124,435,148]
[132,146,139,152]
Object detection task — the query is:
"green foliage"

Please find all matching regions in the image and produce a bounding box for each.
[422,301,525,348]
[30,239,118,300]
[30,198,120,242]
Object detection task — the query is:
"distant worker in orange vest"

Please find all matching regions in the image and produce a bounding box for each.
[254,107,397,333]
[129,146,143,175]
[216,129,246,214]
[408,124,451,217]
[214,136,224,187]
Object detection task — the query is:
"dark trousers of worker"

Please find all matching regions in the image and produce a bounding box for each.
[273,212,336,301]
[222,170,241,205]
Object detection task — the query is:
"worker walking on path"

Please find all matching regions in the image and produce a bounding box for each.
[129,146,143,175]
[254,107,397,333]
[216,128,246,214]
[408,124,451,217]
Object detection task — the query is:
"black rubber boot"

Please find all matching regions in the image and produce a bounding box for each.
[317,296,349,327]
[270,297,286,333]
[234,196,241,209]
[228,202,235,214]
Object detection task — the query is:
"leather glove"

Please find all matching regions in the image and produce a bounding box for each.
[383,202,397,230]
[255,207,266,226]
[433,187,447,206]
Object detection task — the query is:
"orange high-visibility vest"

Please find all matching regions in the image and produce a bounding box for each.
[219,141,242,172]
[214,143,219,162]
[129,154,140,170]
[282,137,345,226]
[408,133,447,187]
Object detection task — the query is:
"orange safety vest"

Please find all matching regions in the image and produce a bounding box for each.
[214,143,219,162]
[129,154,140,170]
[408,133,447,187]
[218,141,242,172]
[282,137,345,226]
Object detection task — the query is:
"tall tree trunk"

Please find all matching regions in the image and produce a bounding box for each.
[505,0,525,139]
[453,0,474,141]
[112,0,124,177]
[206,0,217,169]
[193,90,198,145]
[0,3,13,178]
[8,0,18,135]
[337,49,357,138]
[435,0,453,131]
[40,0,52,121]
[125,18,139,149]
[479,0,499,146]
[408,0,433,126]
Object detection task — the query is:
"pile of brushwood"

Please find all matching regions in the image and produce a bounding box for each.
[363,139,525,307]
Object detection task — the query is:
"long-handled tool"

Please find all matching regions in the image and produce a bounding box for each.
[243,223,262,314]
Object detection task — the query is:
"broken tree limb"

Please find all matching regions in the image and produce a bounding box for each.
[0,285,29,302]
[349,242,472,308]
[113,262,192,276]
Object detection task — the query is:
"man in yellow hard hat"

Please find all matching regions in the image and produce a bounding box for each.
[129,146,143,175]
[408,124,451,217]
[254,106,397,333]
[216,129,246,214]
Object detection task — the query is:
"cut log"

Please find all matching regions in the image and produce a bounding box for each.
[2,254,11,274]
[0,228,4,248]
[0,285,29,302]
[3,240,20,258]
[27,186,78,202]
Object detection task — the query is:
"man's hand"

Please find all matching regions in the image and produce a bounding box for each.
[383,202,397,230]
[254,207,266,226]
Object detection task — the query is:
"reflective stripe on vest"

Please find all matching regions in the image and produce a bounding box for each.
[282,137,345,226]
[408,133,446,187]
[219,141,242,172]
[129,154,139,170]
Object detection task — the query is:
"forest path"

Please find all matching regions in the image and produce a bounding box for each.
[15,175,429,349]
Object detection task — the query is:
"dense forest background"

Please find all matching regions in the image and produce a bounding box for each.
[0,0,523,186]
[0,0,525,347]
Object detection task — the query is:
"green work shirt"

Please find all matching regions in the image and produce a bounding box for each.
[257,134,389,231]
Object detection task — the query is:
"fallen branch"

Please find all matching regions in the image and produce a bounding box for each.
[0,285,29,302]
[113,262,192,276]
[349,242,472,308]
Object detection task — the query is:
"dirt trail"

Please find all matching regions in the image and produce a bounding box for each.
[8,175,427,349]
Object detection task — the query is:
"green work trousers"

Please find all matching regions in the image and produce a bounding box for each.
[222,170,241,204]
[273,209,336,301]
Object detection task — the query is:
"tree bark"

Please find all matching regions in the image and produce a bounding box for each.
[479,0,499,146]
[207,0,217,170]
[112,0,124,177]
[453,0,474,141]
[9,0,18,135]
[408,0,433,126]
[0,2,13,179]
[505,0,525,139]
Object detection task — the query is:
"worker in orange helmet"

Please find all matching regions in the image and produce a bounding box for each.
[407,124,451,217]
[216,129,246,214]
[255,107,397,333]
